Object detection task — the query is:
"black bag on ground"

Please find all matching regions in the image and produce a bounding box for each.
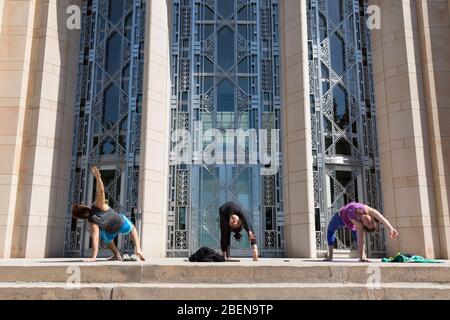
[188,247,225,262]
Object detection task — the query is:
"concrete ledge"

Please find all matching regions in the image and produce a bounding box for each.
[0,259,449,284]
[0,282,449,300]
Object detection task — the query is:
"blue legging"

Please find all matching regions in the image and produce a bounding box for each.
[327,212,357,246]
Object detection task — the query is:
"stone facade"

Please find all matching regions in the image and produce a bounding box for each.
[0,0,81,258]
[0,0,449,259]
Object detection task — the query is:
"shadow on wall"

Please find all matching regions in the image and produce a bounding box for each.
[419,0,450,259]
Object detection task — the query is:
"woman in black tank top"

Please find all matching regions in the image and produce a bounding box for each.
[88,205,123,233]
[72,166,145,262]
[219,201,259,261]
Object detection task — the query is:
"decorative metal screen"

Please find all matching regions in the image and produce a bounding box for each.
[168,0,284,257]
[307,0,386,256]
[64,0,146,257]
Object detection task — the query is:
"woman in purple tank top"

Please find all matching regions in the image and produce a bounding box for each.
[324,202,399,262]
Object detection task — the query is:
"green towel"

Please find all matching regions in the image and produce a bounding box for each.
[381,253,442,263]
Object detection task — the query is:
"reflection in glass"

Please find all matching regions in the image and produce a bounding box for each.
[103,84,119,129]
[327,0,342,25]
[106,32,122,76]
[217,79,235,112]
[336,138,351,156]
[109,0,123,25]
[101,137,116,155]
[330,33,345,75]
[217,0,235,19]
[333,85,349,129]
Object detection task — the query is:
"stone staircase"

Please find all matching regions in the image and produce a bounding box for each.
[0,259,449,300]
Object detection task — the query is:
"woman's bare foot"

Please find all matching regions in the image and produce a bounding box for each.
[323,255,333,262]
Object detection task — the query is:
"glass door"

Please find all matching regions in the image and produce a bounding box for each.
[191,164,260,257]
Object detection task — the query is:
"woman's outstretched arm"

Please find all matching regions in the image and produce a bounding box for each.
[365,205,399,240]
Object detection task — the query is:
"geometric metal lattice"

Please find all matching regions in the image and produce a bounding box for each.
[168,0,284,257]
[64,0,146,257]
[308,0,385,256]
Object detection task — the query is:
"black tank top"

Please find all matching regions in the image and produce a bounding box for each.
[88,206,123,233]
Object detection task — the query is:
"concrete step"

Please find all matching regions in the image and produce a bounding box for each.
[0,259,449,285]
[1,282,449,300]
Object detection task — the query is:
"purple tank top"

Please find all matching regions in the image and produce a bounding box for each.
[339,202,366,231]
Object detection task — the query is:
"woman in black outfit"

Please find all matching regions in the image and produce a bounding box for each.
[219,201,259,261]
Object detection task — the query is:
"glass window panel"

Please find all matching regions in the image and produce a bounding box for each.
[315,208,321,231]
[319,14,327,42]
[238,111,249,130]
[265,207,274,230]
[327,0,342,25]
[199,167,218,208]
[321,63,329,93]
[103,84,119,129]
[333,85,349,129]
[178,207,186,230]
[204,24,214,38]
[217,112,235,129]
[109,0,124,25]
[336,170,352,187]
[121,63,130,90]
[217,79,235,112]
[238,57,248,73]
[238,24,247,38]
[236,168,252,208]
[325,135,333,151]
[330,33,345,75]
[204,57,214,73]
[101,137,117,155]
[238,77,249,92]
[217,27,235,70]
[124,13,132,40]
[238,5,249,20]
[203,76,214,93]
[106,32,122,76]
[119,134,126,149]
[205,6,214,20]
[323,116,332,133]
[336,138,352,156]
[217,0,235,19]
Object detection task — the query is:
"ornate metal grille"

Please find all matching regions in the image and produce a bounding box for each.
[168,0,284,257]
[64,0,146,257]
[308,0,385,256]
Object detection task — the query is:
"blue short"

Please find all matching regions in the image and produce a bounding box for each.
[100,215,134,245]
[326,212,357,246]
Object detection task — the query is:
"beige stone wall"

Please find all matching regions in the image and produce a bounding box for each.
[369,0,450,258]
[0,0,4,31]
[0,0,80,258]
[138,0,171,257]
[0,0,38,258]
[279,0,316,258]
